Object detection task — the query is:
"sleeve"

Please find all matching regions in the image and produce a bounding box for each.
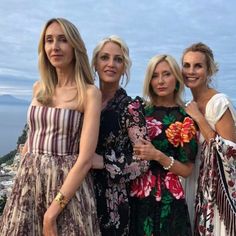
[103,97,149,182]
[123,97,149,179]
[206,93,236,125]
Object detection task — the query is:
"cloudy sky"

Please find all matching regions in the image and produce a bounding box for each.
[0,0,236,102]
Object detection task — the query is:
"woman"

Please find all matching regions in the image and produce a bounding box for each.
[91,35,149,235]
[130,54,198,236]
[182,42,236,236]
[0,18,101,236]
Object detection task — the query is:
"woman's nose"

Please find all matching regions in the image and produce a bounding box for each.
[52,41,59,50]
[157,76,164,83]
[107,58,115,66]
[187,66,195,74]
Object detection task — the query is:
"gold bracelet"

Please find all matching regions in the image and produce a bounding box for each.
[54,191,68,209]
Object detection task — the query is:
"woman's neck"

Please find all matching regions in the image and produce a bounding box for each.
[192,87,216,104]
[153,95,177,107]
[100,82,119,103]
[56,66,75,87]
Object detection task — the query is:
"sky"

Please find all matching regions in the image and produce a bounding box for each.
[0,0,236,103]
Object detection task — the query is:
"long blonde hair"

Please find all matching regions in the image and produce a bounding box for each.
[143,54,184,107]
[91,35,132,86]
[37,18,93,108]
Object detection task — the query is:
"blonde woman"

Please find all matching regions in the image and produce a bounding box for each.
[0,18,101,236]
[130,55,198,236]
[91,35,149,235]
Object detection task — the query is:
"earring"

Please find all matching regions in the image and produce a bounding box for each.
[121,74,124,85]
[94,71,98,81]
[175,82,180,92]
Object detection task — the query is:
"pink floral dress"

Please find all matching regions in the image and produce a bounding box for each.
[130,105,198,236]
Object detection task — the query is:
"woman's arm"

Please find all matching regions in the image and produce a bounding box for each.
[215,109,236,142]
[97,98,149,181]
[134,138,193,178]
[43,86,101,235]
[186,101,236,142]
[110,98,149,179]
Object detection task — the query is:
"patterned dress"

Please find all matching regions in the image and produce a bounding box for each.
[92,88,149,236]
[193,94,236,236]
[130,106,198,236]
[0,105,101,236]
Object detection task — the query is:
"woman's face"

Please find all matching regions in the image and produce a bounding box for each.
[44,22,74,70]
[96,42,125,86]
[150,61,177,99]
[182,51,208,89]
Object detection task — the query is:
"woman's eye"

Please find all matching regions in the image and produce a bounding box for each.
[163,72,171,77]
[151,74,158,79]
[45,37,53,43]
[100,55,109,61]
[195,64,202,68]
[114,57,123,63]
[183,63,189,68]
[59,37,67,43]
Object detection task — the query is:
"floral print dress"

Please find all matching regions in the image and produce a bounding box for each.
[130,106,198,236]
[92,88,149,236]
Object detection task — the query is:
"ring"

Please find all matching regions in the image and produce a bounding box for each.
[185,101,191,107]
[134,150,140,155]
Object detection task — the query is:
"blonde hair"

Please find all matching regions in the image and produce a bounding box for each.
[182,42,219,81]
[143,54,184,106]
[91,35,131,86]
[37,18,93,108]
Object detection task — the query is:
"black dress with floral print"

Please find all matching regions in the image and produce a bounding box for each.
[129,105,198,236]
[92,88,149,236]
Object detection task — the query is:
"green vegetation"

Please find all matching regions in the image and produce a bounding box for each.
[0,124,28,164]
[0,124,28,215]
[0,194,7,215]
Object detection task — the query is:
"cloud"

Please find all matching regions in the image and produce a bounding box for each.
[0,0,235,101]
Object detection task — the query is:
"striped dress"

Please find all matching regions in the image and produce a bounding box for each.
[0,105,101,236]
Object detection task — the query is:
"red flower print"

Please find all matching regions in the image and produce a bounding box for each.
[130,170,156,198]
[146,117,162,140]
[128,101,140,115]
[164,172,184,199]
[155,174,161,201]
[165,117,196,147]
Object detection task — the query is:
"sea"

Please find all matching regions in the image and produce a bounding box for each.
[0,104,28,156]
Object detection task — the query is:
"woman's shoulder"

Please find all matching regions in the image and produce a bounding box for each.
[207,93,232,112]
[32,80,41,97]
[206,93,235,122]
[86,84,101,99]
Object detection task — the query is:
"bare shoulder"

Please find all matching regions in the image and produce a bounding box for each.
[32,80,41,97]
[86,84,101,100]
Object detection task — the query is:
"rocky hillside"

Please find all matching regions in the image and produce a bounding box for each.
[0,125,28,214]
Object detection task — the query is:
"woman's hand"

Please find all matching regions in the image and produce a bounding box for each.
[43,204,60,236]
[185,101,204,123]
[133,138,160,161]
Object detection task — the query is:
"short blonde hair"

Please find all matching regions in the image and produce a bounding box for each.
[37,18,93,108]
[143,54,184,106]
[91,35,131,86]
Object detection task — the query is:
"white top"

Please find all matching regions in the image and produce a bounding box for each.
[199,93,236,143]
